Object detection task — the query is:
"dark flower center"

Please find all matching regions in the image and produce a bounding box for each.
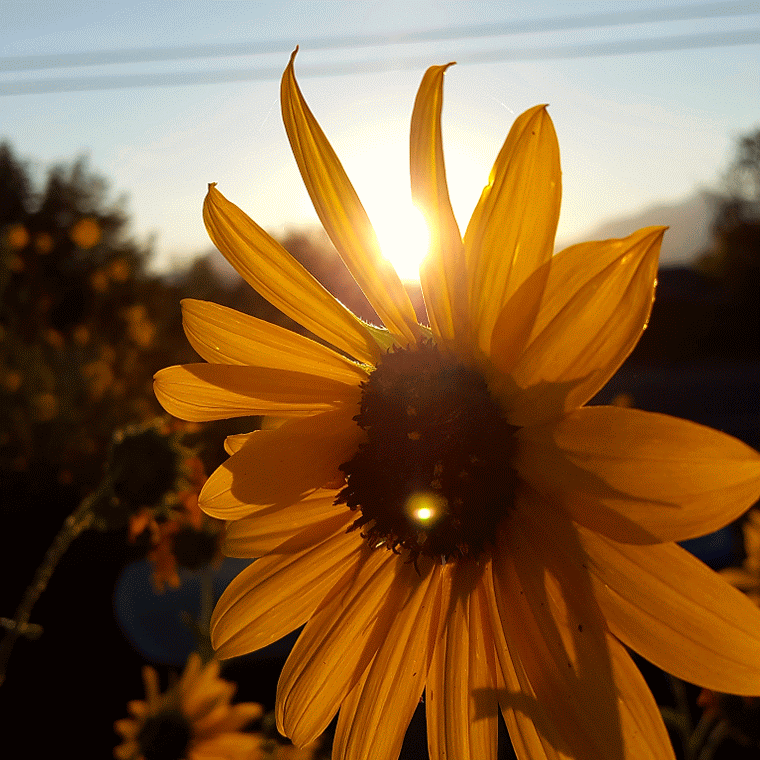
[137,709,192,760]
[337,340,518,563]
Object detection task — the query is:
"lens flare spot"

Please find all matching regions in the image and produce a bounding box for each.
[405,491,447,526]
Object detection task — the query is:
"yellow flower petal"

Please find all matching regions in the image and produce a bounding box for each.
[410,63,470,357]
[182,298,369,383]
[516,406,760,543]
[224,431,254,455]
[223,489,348,558]
[486,256,553,379]
[281,51,422,346]
[210,516,360,658]
[492,504,675,760]
[194,701,263,736]
[332,560,443,760]
[426,561,499,760]
[154,363,360,421]
[492,514,625,759]
[499,227,665,425]
[203,184,380,364]
[193,732,263,758]
[464,104,560,357]
[578,525,760,695]
[487,578,567,760]
[277,548,412,746]
[200,408,363,520]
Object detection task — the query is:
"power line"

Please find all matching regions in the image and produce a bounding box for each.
[1,29,758,97]
[1,1,757,73]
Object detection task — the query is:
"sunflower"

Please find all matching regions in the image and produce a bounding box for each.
[154,52,760,760]
[114,653,263,760]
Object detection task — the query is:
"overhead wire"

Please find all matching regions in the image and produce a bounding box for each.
[1,2,758,96]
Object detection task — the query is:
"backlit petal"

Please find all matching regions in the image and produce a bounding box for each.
[281,51,421,346]
[426,561,499,760]
[154,363,360,421]
[500,227,665,425]
[203,184,380,364]
[210,515,360,658]
[410,63,469,357]
[516,406,760,543]
[578,525,760,695]
[278,548,413,746]
[223,489,347,558]
[200,408,363,520]
[181,298,369,383]
[464,105,560,357]
[332,560,444,760]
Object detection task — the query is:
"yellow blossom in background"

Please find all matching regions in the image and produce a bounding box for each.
[5,252,24,272]
[124,303,157,349]
[34,231,54,255]
[43,327,65,350]
[70,216,102,249]
[72,323,90,346]
[155,53,760,760]
[91,268,109,293]
[109,257,131,282]
[83,357,115,402]
[32,391,59,422]
[5,223,29,250]
[2,369,23,394]
[114,652,264,760]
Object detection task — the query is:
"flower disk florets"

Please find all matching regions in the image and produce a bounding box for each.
[337,340,519,563]
[137,708,192,760]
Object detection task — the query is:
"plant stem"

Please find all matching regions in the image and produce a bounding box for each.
[0,484,106,686]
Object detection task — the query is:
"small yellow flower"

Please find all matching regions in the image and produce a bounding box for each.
[155,53,760,760]
[5,223,29,250]
[35,231,54,254]
[70,216,102,249]
[114,653,264,760]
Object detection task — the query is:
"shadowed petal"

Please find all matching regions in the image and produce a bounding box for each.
[426,561,499,760]
[464,105,560,358]
[181,298,369,383]
[281,51,421,346]
[516,406,760,543]
[332,560,444,760]
[223,489,347,558]
[490,496,675,760]
[210,514,360,658]
[499,227,665,425]
[203,184,381,364]
[410,62,470,357]
[485,563,566,760]
[492,510,623,760]
[200,408,363,520]
[154,363,361,421]
[277,548,415,746]
[195,733,262,758]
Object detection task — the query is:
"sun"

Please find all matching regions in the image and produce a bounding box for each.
[371,200,430,282]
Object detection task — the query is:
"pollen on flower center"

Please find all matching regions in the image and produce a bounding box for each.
[336,340,519,562]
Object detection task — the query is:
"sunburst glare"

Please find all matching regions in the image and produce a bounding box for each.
[370,199,430,282]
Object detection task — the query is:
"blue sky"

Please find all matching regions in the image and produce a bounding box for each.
[2,1,759,275]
